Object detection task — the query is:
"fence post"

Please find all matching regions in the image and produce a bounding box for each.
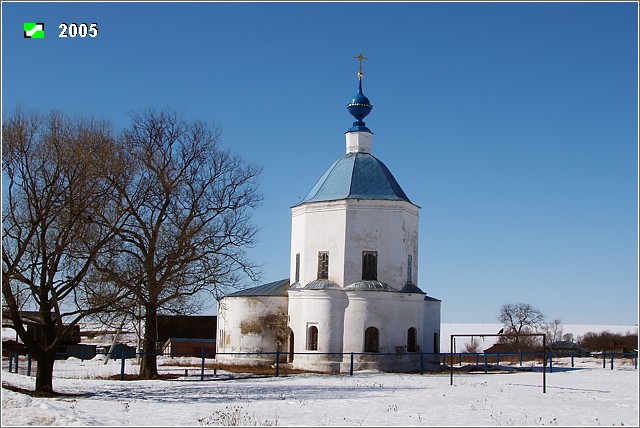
[602,351,606,368]
[543,334,549,390]
[475,353,479,366]
[27,354,32,376]
[458,353,462,366]
[484,354,487,373]
[120,352,125,381]
[610,352,614,370]
[419,353,424,375]
[201,346,205,381]
[496,353,500,366]
[519,352,523,367]
[275,351,280,377]
[549,351,553,373]
[571,351,574,368]
[14,352,19,373]
[350,352,354,376]
[8,352,13,372]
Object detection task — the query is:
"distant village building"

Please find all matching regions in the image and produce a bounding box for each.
[157,315,217,358]
[217,56,441,372]
[549,340,590,357]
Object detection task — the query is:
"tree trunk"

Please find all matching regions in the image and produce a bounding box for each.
[34,350,57,397]
[139,304,159,379]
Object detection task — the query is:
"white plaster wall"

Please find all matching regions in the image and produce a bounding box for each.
[342,291,426,353]
[345,131,372,154]
[216,295,288,364]
[343,199,419,289]
[288,288,427,371]
[422,299,442,355]
[287,289,348,370]
[291,199,419,289]
[291,201,347,287]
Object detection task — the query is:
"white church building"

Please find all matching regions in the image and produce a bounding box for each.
[217,57,441,372]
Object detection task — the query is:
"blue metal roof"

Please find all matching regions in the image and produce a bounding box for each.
[226,279,290,297]
[298,153,412,205]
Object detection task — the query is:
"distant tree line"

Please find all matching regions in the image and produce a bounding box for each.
[577,330,638,353]
[460,302,638,355]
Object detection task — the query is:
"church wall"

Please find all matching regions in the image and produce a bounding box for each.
[291,202,347,286]
[288,288,428,372]
[343,200,419,289]
[216,295,288,365]
[287,289,348,371]
[292,199,419,290]
[422,299,442,355]
[343,291,425,354]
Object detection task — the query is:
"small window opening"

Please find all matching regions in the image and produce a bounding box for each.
[362,251,377,281]
[364,326,379,353]
[307,325,318,351]
[407,327,417,352]
[317,252,329,280]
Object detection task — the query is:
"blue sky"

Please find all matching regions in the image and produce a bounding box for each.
[2,1,638,326]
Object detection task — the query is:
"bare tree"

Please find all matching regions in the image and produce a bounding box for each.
[93,109,262,379]
[2,108,127,396]
[543,319,564,344]
[463,337,481,353]
[497,302,545,351]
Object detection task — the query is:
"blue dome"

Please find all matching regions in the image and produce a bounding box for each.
[297,152,413,205]
[347,79,373,132]
[348,91,371,110]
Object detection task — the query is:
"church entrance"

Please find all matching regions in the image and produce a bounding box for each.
[288,329,294,362]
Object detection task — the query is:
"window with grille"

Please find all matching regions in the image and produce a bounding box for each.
[362,251,377,280]
[317,252,329,280]
[307,325,318,351]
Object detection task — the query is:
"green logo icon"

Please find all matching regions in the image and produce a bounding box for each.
[24,22,45,38]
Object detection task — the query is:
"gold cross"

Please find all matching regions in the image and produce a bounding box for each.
[354,53,368,78]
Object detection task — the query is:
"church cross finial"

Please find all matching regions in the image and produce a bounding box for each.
[355,53,368,79]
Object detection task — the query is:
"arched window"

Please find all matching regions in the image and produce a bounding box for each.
[364,326,379,353]
[362,251,377,280]
[307,325,318,351]
[288,328,295,362]
[407,327,417,352]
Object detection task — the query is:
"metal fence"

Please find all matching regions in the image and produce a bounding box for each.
[4,349,638,381]
[440,351,639,371]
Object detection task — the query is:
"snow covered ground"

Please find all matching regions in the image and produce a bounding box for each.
[2,323,637,426]
[2,350,638,426]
